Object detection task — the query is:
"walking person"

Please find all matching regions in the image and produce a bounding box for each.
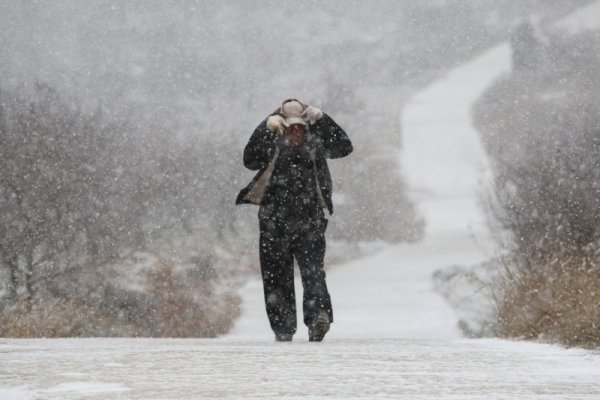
[236,99,352,341]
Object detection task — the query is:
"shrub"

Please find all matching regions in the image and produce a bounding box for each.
[0,258,240,337]
[474,31,600,347]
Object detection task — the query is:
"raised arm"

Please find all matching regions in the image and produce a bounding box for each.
[313,113,353,159]
[243,117,278,170]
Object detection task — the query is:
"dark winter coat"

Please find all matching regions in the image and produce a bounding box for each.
[236,111,352,215]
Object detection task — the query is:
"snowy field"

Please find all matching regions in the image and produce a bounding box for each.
[3,18,600,400]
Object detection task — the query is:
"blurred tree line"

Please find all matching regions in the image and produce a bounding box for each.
[0,84,241,336]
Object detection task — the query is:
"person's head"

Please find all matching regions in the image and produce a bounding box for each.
[280,98,306,118]
[278,99,307,146]
[283,123,306,146]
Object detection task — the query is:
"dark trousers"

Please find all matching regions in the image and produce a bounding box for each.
[258,204,333,336]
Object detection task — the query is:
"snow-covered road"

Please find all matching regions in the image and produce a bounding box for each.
[2,338,599,399]
[3,41,600,400]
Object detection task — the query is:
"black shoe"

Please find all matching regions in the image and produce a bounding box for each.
[275,333,293,342]
[308,312,330,342]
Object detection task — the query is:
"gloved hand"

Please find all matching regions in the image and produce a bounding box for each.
[302,106,323,125]
[266,115,288,136]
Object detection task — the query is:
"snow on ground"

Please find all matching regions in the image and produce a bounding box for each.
[1,338,599,399]
[3,21,600,400]
[555,0,600,34]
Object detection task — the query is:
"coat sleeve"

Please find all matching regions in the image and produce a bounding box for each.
[243,117,278,171]
[314,113,353,159]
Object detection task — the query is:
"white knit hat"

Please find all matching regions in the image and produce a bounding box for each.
[280,99,307,127]
[282,100,304,116]
[285,116,306,126]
